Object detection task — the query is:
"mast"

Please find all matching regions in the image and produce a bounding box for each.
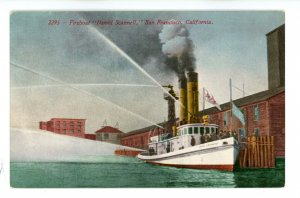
[243,82,245,97]
[202,87,205,118]
[229,78,232,131]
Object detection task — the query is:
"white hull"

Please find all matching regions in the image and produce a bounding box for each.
[137,137,239,171]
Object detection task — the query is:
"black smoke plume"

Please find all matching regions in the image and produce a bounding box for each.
[159,24,196,77]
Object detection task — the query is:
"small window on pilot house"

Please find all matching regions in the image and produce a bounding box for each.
[188,127,193,134]
[200,127,204,135]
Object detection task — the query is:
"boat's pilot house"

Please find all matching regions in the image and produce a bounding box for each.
[148,124,222,155]
[177,124,219,136]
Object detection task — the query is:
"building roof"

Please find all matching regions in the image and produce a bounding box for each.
[122,123,165,137]
[122,87,285,137]
[50,118,86,121]
[95,126,123,134]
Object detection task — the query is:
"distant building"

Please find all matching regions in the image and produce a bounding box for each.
[39,118,86,138]
[95,126,123,144]
[84,134,97,140]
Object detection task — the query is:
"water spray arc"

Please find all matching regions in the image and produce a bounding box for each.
[11,62,164,129]
[11,83,158,90]
[88,26,182,106]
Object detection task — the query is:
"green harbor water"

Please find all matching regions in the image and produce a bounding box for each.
[10,156,285,188]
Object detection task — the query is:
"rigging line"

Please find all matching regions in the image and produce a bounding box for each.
[232,84,249,96]
[11,62,164,129]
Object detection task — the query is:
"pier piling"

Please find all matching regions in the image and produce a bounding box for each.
[239,135,275,168]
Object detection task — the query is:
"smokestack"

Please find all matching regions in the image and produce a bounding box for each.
[187,72,199,124]
[178,76,187,125]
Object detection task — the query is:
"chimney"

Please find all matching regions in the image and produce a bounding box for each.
[178,76,187,125]
[187,72,199,124]
[266,24,285,90]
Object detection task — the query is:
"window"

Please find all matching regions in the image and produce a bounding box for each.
[224,112,228,126]
[211,127,215,133]
[188,127,193,134]
[141,136,144,144]
[205,127,210,134]
[253,104,259,121]
[71,129,74,133]
[200,127,204,135]
[254,128,260,136]
[194,127,199,134]
[104,133,109,140]
[241,109,245,115]
[78,130,81,133]
[239,128,245,139]
[216,128,219,135]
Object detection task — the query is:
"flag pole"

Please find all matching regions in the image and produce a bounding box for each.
[229,78,232,131]
[202,87,205,118]
[243,82,245,97]
[230,78,232,103]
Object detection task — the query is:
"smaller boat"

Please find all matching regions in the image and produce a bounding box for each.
[137,123,239,171]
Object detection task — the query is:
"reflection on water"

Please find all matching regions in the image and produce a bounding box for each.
[10,156,284,188]
[233,158,285,187]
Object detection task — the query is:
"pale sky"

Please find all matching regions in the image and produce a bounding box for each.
[10,11,284,133]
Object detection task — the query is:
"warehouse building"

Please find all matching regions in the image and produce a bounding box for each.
[39,118,86,138]
[121,24,285,157]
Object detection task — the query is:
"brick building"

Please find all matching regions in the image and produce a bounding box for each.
[84,134,97,140]
[121,126,162,149]
[120,24,285,157]
[199,87,285,157]
[95,126,124,144]
[39,118,86,138]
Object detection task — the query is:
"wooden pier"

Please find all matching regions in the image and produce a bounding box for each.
[239,136,275,168]
[114,149,142,157]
